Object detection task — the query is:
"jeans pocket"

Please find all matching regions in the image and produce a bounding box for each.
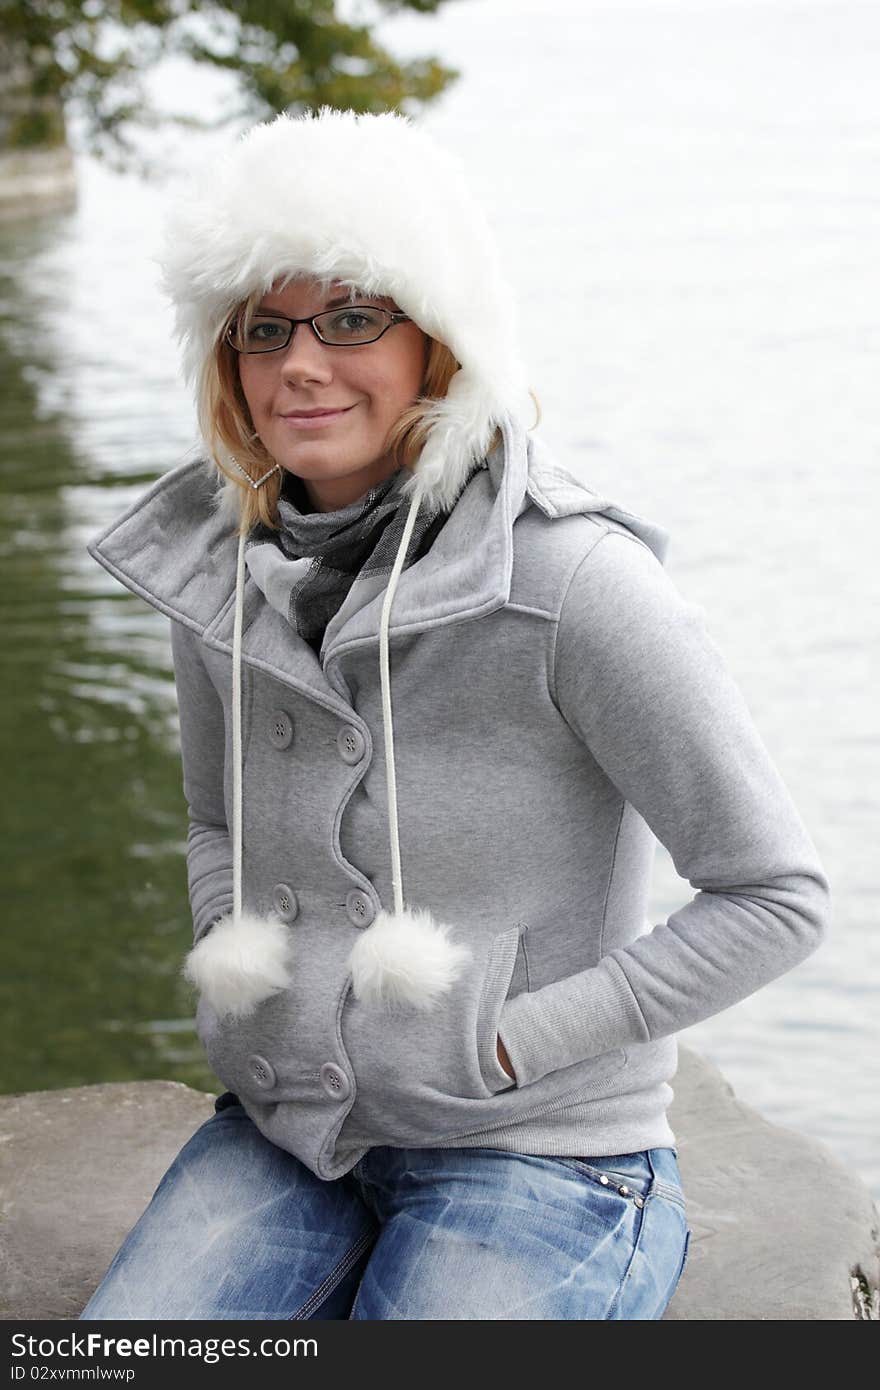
[545,1150,654,1201]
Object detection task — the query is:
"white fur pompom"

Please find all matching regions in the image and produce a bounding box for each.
[181,910,293,1020]
[347,906,473,1010]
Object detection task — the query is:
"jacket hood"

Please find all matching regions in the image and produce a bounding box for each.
[158,105,536,519]
[88,414,669,1021]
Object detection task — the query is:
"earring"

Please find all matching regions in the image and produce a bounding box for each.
[228,456,282,490]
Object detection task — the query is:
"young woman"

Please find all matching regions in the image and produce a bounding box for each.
[79,107,830,1320]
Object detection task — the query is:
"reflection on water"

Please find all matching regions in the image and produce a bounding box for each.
[0,207,210,1092]
[1,1,878,1199]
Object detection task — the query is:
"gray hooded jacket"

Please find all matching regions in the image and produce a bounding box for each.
[86,411,831,1180]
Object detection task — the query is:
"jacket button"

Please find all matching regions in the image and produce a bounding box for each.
[247,1054,276,1090]
[271,884,299,921]
[336,724,366,764]
[346,889,375,927]
[268,710,294,749]
[319,1062,351,1100]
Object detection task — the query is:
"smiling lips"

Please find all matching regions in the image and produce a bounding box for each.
[280,405,355,427]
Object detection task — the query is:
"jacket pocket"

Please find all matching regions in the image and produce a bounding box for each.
[473,923,529,1095]
[338,921,530,1148]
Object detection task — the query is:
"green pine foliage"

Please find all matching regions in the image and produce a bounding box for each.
[1,0,460,171]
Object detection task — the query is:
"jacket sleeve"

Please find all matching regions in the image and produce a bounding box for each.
[169,618,234,945]
[497,527,832,1089]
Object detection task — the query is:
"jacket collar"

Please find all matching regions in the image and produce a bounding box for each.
[86,412,521,653]
[86,410,669,696]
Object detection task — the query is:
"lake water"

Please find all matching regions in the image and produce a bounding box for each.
[1,0,877,1200]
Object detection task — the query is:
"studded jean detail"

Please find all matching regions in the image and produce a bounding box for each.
[79,1094,691,1321]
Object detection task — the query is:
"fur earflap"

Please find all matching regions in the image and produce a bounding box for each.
[181,910,294,1020]
[347,905,473,1010]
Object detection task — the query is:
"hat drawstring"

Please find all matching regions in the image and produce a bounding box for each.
[378,481,425,918]
[232,525,247,920]
[180,520,293,1023]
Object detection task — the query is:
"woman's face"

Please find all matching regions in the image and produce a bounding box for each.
[236,275,429,512]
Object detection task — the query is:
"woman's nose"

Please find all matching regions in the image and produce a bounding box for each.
[278,323,334,384]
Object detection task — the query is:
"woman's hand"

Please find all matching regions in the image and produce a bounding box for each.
[496,1035,515,1081]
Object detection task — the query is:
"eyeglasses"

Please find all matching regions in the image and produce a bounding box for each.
[225,306,412,354]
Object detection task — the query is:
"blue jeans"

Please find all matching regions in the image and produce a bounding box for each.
[80,1092,691,1320]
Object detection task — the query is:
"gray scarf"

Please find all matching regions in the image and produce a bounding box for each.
[244,460,482,652]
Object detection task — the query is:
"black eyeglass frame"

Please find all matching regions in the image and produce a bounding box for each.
[225,306,413,354]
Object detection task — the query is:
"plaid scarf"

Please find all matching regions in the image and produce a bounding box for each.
[244,460,483,652]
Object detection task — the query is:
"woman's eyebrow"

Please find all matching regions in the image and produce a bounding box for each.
[325,290,392,307]
[255,291,385,313]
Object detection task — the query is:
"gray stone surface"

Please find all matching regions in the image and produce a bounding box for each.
[0,1080,216,1323]
[665,1047,879,1319]
[0,1046,876,1320]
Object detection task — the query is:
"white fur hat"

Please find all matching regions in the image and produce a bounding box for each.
[158,105,534,515]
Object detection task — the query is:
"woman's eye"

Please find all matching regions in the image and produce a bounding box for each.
[325,308,383,336]
[249,321,286,342]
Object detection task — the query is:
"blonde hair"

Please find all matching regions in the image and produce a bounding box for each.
[196,282,542,535]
